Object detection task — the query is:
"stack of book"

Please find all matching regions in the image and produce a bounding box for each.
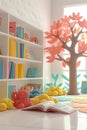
[9,61,25,79]
[9,38,26,58]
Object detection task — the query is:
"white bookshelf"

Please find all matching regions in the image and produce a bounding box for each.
[0,9,43,98]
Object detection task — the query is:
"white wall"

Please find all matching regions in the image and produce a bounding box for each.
[0,0,51,30]
[0,0,51,86]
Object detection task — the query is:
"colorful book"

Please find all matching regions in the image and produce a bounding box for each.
[33,68,38,77]
[22,101,77,114]
[9,38,16,57]
[8,61,12,78]
[0,60,3,79]
[26,48,31,59]
[9,62,15,79]
[8,85,16,98]
[24,44,27,58]
[15,63,19,78]
[15,63,25,78]
[18,64,25,78]
[26,68,33,78]
[16,26,24,39]
[20,43,24,58]
[16,42,19,57]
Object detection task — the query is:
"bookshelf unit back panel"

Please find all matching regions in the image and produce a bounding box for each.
[0,34,8,56]
[0,9,43,98]
[0,10,8,33]
[0,82,8,98]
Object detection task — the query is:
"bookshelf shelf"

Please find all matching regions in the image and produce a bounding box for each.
[0,55,8,59]
[9,34,43,48]
[9,56,43,63]
[0,9,43,98]
[8,77,43,81]
[0,31,8,36]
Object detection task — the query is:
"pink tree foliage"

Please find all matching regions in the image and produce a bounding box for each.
[45,13,87,95]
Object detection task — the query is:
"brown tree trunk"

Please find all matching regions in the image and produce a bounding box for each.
[68,57,79,95]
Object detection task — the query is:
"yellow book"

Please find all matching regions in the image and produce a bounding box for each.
[15,63,19,78]
[9,38,16,57]
[18,64,25,78]
[26,48,31,59]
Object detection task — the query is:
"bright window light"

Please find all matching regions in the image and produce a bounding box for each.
[63,5,87,90]
[64,5,87,72]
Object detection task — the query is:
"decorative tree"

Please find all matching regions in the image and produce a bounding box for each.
[45,13,87,95]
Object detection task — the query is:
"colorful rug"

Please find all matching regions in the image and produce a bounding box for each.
[70,95,87,101]
[68,95,87,113]
[54,96,72,102]
[54,95,87,113]
[54,95,87,102]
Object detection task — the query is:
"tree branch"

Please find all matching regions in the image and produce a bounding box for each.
[56,54,69,66]
[53,34,65,44]
[76,29,83,39]
[53,34,71,53]
[76,50,87,58]
[68,22,75,37]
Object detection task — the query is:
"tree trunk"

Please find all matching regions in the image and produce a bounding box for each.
[68,58,79,95]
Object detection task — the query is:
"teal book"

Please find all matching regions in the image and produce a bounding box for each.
[8,85,16,98]
[26,68,33,78]
[16,26,24,39]
[20,43,24,58]
[33,68,38,77]
[0,60,3,79]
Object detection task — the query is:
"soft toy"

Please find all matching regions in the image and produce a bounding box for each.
[11,90,32,109]
[0,103,7,111]
[29,37,38,43]
[45,86,67,96]
[20,85,33,92]
[31,93,58,105]
[0,98,14,112]
[30,90,43,98]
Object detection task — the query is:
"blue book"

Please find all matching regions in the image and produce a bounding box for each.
[20,43,24,58]
[9,62,15,79]
[0,60,3,79]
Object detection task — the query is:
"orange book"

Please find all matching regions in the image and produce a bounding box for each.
[9,38,16,57]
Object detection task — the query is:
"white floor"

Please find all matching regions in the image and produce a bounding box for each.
[0,109,87,130]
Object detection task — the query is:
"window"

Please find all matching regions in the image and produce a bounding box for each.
[63,5,87,90]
